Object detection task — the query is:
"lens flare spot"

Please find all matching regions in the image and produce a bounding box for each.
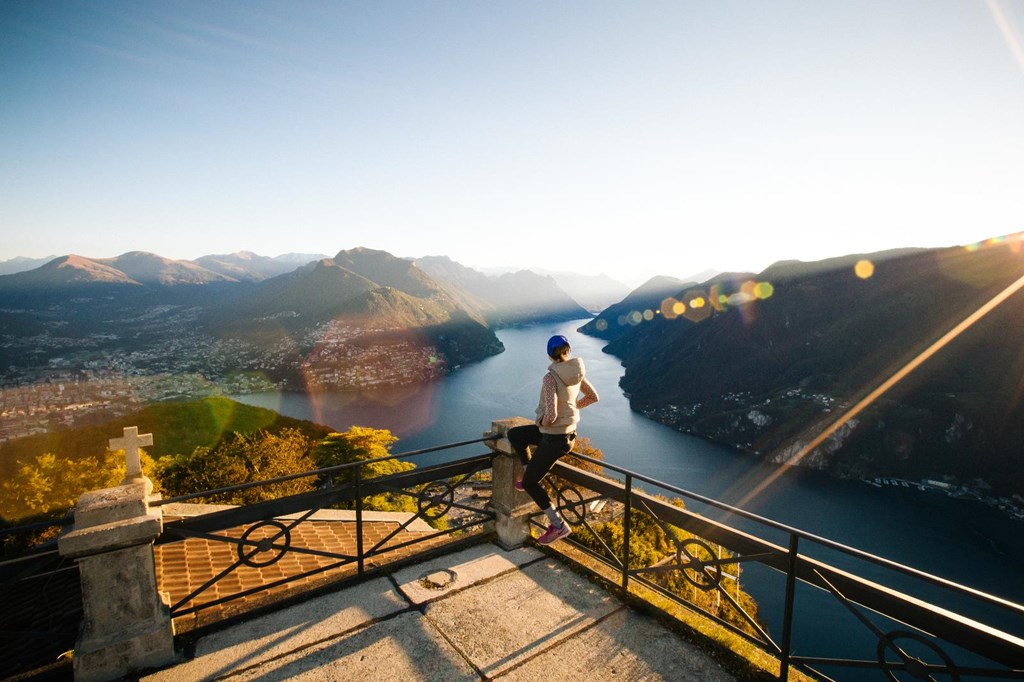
[661,298,678,320]
[643,309,655,321]
[709,284,725,311]
[753,282,775,299]
[682,290,711,322]
[662,297,686,319]
[628,310,643,326]
[595,318,608,331]
[854,260,875,279]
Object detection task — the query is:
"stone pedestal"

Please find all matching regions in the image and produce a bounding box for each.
[485,418,535,549]
[58,481,175,681]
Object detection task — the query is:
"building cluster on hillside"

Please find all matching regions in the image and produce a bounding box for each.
[301,339,446,389]
[0,315,283,442]
[0,366,276,444]
[642,393,1024,524]
[0,313,453,443]
[0,371,139,444]
[298,321,448,390]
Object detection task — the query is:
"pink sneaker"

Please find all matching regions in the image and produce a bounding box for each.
[514,480,524,491]
[537,523,571,545]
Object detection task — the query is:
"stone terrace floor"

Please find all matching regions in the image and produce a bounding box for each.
[142,540,744,681]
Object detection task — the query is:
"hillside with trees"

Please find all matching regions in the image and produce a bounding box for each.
[589,238,1024,495]
[0,397,412,524]
[0,397,331,521]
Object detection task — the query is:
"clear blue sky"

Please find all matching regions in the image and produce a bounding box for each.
[2,1,1023,285]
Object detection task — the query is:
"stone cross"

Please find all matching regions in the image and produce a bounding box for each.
[110,426,153,484]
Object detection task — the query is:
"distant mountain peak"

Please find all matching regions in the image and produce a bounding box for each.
[0,255,59,276]
[194,251,304,282]
[0,254,139,288]
[273,252,330,264]
[99,252,234,285]
[333,247,439,298]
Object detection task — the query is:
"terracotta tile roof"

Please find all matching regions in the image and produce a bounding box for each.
[155,508,469,632]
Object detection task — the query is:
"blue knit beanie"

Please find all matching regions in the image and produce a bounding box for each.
[547,335,570,358]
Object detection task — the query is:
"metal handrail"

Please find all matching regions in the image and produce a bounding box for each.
[565,450,1024,616]
[6,431,1023,679]
[542,456,1024,678]
[0,435,496,550]
[151,440,498,619]
[0,516,72,541]
[152,434,496,506]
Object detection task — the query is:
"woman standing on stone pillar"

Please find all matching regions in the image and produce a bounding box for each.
[507,334,599,545]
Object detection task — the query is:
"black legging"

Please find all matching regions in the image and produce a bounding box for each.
[507,424,575,511]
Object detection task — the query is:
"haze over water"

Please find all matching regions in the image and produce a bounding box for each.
[234,319,1024,669]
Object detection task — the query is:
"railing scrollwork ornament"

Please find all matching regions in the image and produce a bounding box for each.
[814,569,962,682]
[238,520,291,568]
[417,481,455,520]
[554,485,587,527]
[877,630,959,682]
[676,537,722,591]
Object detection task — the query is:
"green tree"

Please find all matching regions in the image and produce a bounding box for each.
[154,446,249,499]
[0,449,154,522]
[312,427,415,513]
[154,428,316,504]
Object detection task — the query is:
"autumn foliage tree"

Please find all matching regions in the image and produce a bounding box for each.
[573,496,764,637]
[312,426,416,513]
[566,435,604,474]
[1,449,154,523]
[155,428,316,504]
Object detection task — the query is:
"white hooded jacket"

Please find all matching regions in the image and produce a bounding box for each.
[535,357,598,434]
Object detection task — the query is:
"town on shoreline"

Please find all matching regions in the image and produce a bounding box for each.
[864,475,1024,523]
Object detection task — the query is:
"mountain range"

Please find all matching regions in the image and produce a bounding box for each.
[0,247,595,390]
[4,238,1024,493]
[193,251,326,282]
[598,238,1024,495]
[0,252,630,310]
[0,249,604,313]
[413,256,590,323]
[0,252,234,289]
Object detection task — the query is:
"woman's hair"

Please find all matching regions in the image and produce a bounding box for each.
[546,334,570,360]
[549,344,571,361]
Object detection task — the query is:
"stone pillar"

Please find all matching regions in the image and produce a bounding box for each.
[58,436,175,680]
[485,417,534,549]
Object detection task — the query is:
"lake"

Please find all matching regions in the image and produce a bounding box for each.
[234,319,1024,673]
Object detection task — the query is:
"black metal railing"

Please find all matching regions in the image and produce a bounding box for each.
[151,436,497,619]
[537,454,1024,681]
[5,433,1024,680]
[0,514,80,679]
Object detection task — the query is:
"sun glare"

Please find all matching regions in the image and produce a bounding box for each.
[731,263,1024,512]
[987,0,1024,76]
